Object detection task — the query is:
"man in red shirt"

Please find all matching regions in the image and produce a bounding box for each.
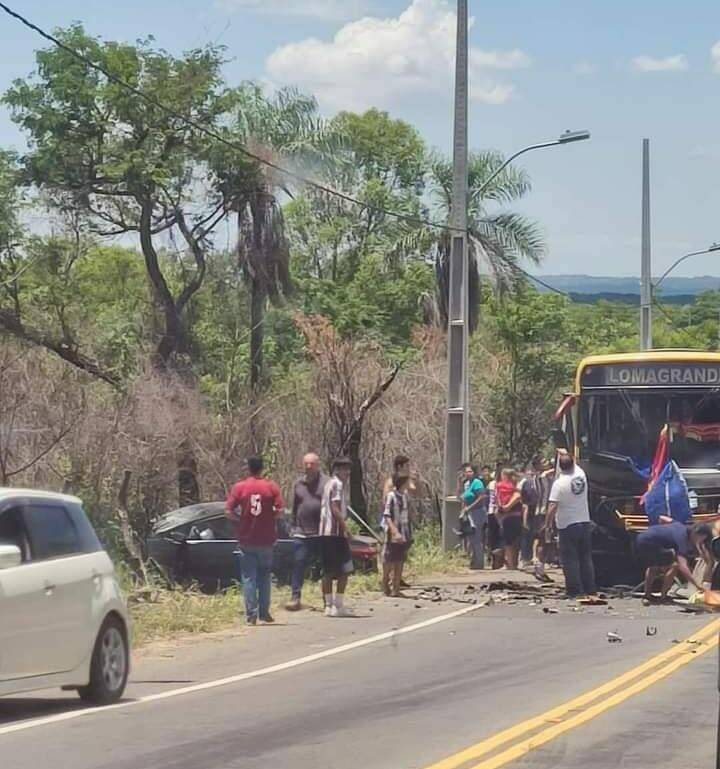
[225,456,284,625]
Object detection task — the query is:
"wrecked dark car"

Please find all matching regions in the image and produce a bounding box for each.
[147,502,378,592]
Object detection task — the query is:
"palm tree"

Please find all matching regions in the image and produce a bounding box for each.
[226,85,342,390]
[420,151,546,332]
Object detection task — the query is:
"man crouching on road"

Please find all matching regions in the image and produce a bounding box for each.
[319,457,354,617]
[226,456,284,625]
[286,452,328,611]
[635,517,704,602]
[547,452,597,599]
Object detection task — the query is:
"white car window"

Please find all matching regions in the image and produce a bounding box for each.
[23,504,82,561]
[0,506,30,562]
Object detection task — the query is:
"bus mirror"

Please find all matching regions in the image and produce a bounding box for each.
[551,429,568,450]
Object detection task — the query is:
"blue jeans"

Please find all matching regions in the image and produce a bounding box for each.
[290,537,320,601]
[235,546,273,621]
[468,507,487,569]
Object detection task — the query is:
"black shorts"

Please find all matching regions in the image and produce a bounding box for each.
[500,514,523,546]
[320,536,354,578]
[383,541,410,564]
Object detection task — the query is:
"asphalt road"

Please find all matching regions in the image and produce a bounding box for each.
[0,597,717,769]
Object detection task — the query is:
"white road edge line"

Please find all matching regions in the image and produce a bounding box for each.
[0,600,485,737]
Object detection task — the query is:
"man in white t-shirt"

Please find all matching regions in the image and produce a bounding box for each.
[547,453,597,598]
[318,457,353,617]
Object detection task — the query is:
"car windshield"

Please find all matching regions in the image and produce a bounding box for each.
[579,389,720,468]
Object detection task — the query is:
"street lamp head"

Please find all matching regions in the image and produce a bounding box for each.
[710,242,720,252]
[557,129,591,144]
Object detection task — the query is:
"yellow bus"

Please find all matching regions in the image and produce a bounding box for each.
[554,350,720,583]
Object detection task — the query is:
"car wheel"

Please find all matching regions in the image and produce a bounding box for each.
[78,616,129,705]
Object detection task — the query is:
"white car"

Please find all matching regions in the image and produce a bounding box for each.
[0,489,129,704]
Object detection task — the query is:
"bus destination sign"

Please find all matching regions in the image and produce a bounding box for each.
[582,362,720,388]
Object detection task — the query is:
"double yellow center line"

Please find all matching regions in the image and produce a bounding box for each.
[424,618,720,769]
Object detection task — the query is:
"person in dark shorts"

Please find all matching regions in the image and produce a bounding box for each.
[382,474,413,596]
[496,468,523,569]
[319,457,354,617]
[636,518,703,602]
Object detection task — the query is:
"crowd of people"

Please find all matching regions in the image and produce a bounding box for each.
[456,457,560,582]
[224,448,720,624]
[224,451,417,624]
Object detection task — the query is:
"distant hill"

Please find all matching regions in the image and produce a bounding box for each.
[566,292,698,306]
[534,275,720,297]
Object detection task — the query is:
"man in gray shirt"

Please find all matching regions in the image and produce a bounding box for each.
[547,452,597,598]
[286,452,328,611]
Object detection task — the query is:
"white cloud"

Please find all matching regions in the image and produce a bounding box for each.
[631,54,688,72]
[265,0,530,111]
[711,41,720,73]
[217,0,372,21]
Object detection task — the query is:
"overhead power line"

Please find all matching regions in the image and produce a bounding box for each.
[0,2,465,234]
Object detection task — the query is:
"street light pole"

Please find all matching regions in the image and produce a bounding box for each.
[440,7,591,551]
[441,0,469,551]
[475,130,590,196]
[653,244,720,290]
[651,242,720,346]
[640,139,652,350]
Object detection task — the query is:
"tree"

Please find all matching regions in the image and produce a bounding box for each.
[480,286,575,464]
[214,84,340,390]
[4,25,235,370]
[0,151,123,383]
[416,152,545,332]
[297,253,434,349]
[294,313,399,517]
[286,108,428,283]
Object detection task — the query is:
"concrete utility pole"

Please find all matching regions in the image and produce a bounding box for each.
[640,138,653,350]
[441,0,469,550]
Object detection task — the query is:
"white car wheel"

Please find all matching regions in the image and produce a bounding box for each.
[78,617,129,705]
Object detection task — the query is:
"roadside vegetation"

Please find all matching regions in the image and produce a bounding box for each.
[1,28,718,642]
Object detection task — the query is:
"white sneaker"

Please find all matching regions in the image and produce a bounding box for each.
[329,605,339,617]
[324,605,334,617]
[333,605,353,617]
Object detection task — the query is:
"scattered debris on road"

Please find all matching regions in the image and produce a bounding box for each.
[607,631,623,643]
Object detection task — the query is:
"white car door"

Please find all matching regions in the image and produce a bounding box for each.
[0,506,49,680]
[19,502,97,675]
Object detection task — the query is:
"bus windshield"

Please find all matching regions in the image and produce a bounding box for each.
[578,389,720,469]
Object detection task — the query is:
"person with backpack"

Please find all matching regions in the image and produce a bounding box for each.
[381,474,413,596]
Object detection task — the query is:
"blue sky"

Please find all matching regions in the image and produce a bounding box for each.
[1,0,720,277]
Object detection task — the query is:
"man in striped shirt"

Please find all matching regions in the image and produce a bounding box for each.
[319,457,354,617]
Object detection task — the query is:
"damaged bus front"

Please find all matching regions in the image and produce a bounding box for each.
[554,351,720,584]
